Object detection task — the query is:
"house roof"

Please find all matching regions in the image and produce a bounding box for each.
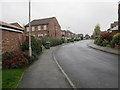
[10,22,23,29]
[0,21,23,33]
[0,21,23,30]
[25,17,55,27]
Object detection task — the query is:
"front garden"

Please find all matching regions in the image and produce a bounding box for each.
[94,32,120,49]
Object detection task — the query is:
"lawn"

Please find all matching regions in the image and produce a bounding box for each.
[2,68,26,88]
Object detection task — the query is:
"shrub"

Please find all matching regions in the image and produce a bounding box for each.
[41,38,63,47]
[74,38,80,41]
[94,37,103,46]
[111,33,120,48]
[21,36,42,54]
[106,44,111,47]
[102,39,109,46]
[2,52,30,69]
[100,32,112,41]
[67,38,74,42]
[2,51,39,69]
[61,38,65,43]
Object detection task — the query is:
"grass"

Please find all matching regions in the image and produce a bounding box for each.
[2,68,26,88]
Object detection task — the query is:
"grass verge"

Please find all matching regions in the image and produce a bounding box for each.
[2,68,26,88]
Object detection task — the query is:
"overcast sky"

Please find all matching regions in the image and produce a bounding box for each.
[0,0,119,35]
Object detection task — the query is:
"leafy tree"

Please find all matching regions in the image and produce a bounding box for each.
[93,24,101,38]
[85,34,90,39]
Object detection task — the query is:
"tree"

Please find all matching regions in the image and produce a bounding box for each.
[93,24,101,38]
[85,34,90,39]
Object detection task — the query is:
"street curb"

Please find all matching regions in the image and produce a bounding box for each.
[52,50,77,89]
[87,44,120,55]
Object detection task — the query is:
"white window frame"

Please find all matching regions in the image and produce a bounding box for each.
[32,26,35,31]
[38,34,44,37]
[38,26,41,30]
[44,33,47,36]
[43,25,47,30]
[26,27,29,32]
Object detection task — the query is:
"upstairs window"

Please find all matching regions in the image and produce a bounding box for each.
[32,26,35,31]
[43,25,47,30]
[38,26,41,30]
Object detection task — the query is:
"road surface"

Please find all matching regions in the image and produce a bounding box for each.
[54,40,118,88]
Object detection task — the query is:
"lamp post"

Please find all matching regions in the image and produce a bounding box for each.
[118,1,120,31]
[29,0,32,57]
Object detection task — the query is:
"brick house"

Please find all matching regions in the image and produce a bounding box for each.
[25,17,61,39]
[107,21,119,35]
[61,30,67,40]
[0,21,24,54]
[61,30,81,39]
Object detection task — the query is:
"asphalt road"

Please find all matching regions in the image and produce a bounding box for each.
[54,40,118,88]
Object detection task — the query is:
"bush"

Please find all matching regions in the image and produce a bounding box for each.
[21,36,42,54]
[2,52,30,69]
[94,37,103,46]
[41,38,63,47]
[111,33,120,48]
[100,32,112,41]
[61,38,65,43]
[102,39,109,46]
[74,38,80,41]
[67,38,74,42]
[2,51,39,69]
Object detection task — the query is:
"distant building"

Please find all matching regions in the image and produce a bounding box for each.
[78,34,83,38]
[25,17,61,39]
[107,21,119,34]
[0,21,24,54]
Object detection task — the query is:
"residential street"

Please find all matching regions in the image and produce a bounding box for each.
[54,40,118,88]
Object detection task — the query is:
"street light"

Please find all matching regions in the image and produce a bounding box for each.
[118,1,120,31]
[29,0,32,57]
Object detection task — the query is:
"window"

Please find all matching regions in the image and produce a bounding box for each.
[32,34,35,37]
[43,25,47,30]
[44,33,47,36]
[38,26,41,30]
[38,34,44,37]
[32,26,35,31]
[26,27,29,32]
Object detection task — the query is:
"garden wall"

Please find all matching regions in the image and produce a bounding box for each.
[1,30,23,54]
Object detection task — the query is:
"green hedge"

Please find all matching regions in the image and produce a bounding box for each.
[41,38,63,47]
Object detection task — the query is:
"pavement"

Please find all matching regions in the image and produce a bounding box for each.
[87,40,120,55]
[54,40,118,88]
[18,46,71,88]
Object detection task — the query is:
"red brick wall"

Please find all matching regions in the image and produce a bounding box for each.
[1,30,23,54]
[48,18,61,39]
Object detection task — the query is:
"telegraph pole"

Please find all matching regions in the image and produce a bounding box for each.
[29,0,32,57]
